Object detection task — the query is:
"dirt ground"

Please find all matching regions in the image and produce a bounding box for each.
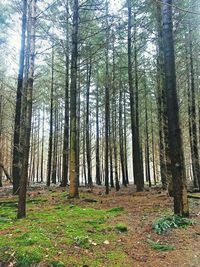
[87,187,200,267]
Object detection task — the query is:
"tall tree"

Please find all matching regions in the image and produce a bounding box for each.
[104,0,110,194]
[188,21,200,189]
[162,0,189,216]
[17,0,36,218]
[61,1,70,187]
[46,49,54,187]
[69,0,79,198]
[12,0,27,194]
[127,0,143,191]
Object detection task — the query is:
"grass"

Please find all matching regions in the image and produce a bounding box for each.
[0,192,127,266]
[147,239,175,251]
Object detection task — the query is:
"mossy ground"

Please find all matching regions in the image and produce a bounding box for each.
[0,190,129,267]
[0,187,200,267]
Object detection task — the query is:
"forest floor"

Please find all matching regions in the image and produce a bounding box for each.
[0,184,200,267]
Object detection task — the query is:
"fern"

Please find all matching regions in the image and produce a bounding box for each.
[153,215,194,234]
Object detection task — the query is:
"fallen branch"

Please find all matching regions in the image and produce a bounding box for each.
[188,193,200,199]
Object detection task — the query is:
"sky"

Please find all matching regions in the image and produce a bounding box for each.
[5,0,124,76]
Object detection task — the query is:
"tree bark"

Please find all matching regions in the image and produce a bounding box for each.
[162,0,189,216]
[46,48,54,187]
[12,0,27,195]
[17,0,36,218]
[69,0,79,198]
[127,0,143,191]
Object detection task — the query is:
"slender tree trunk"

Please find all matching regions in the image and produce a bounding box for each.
[96,86,101,185]
[76,60,81,186]
[162,0,189,216]
[144,80,151,187]
[113,98,120,191]
[86,56,92,187]
[127,0,143,191]
[17,0,36,218]
[156,2,169,190]
[123,92,129,185]
[12,0,27,194]
[40,105,44,182]
[61,50,69,186]
[151,102,157,185]
[104,0,109,194]
[188,22,200,190]
[36,110,40,183]
[69,0,79,198]
[52,107,58,184]
[46,48,54,187]
[119,89,126,187]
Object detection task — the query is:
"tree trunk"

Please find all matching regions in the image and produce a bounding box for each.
[96,86,101,185]
[104,0,109,194]
[61,52,69,186]
[12,0,27,195]
[162,0,189,216]
[119,88,126,187]
[127,0,143,191]
[86,56,92,187]
[188,22,200,190]
[17,0,36,218]
[46,48,54,187]
[40,105,44,182]
[69,0,79,198]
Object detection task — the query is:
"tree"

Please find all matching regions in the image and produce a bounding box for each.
[162,0,189,216]
[12,0,27,195]
[17,0,36,218]
[127,0,143,191]
[69,0,79,198]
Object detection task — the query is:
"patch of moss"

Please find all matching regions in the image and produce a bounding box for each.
[115,223,127,232]
[107,207,124,213]
[0,192,127,266]
[50,260,65,267]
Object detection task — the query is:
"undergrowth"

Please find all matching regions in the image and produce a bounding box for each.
[148,239,175,251]
[153,215,194,234]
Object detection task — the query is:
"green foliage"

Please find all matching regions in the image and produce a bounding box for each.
[50,261,65,267]
[148,239,175,251]
[153,215,194,234]
[15,247,43,267]
[74,235,89,248]
[107,207,124,213]
[85,217,106,227]
[115,223,128,232]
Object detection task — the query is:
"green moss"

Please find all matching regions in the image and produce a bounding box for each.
[115,223,127,232]
[0,192,128,266]
[49,261,65,267]
[107,207,124,213]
